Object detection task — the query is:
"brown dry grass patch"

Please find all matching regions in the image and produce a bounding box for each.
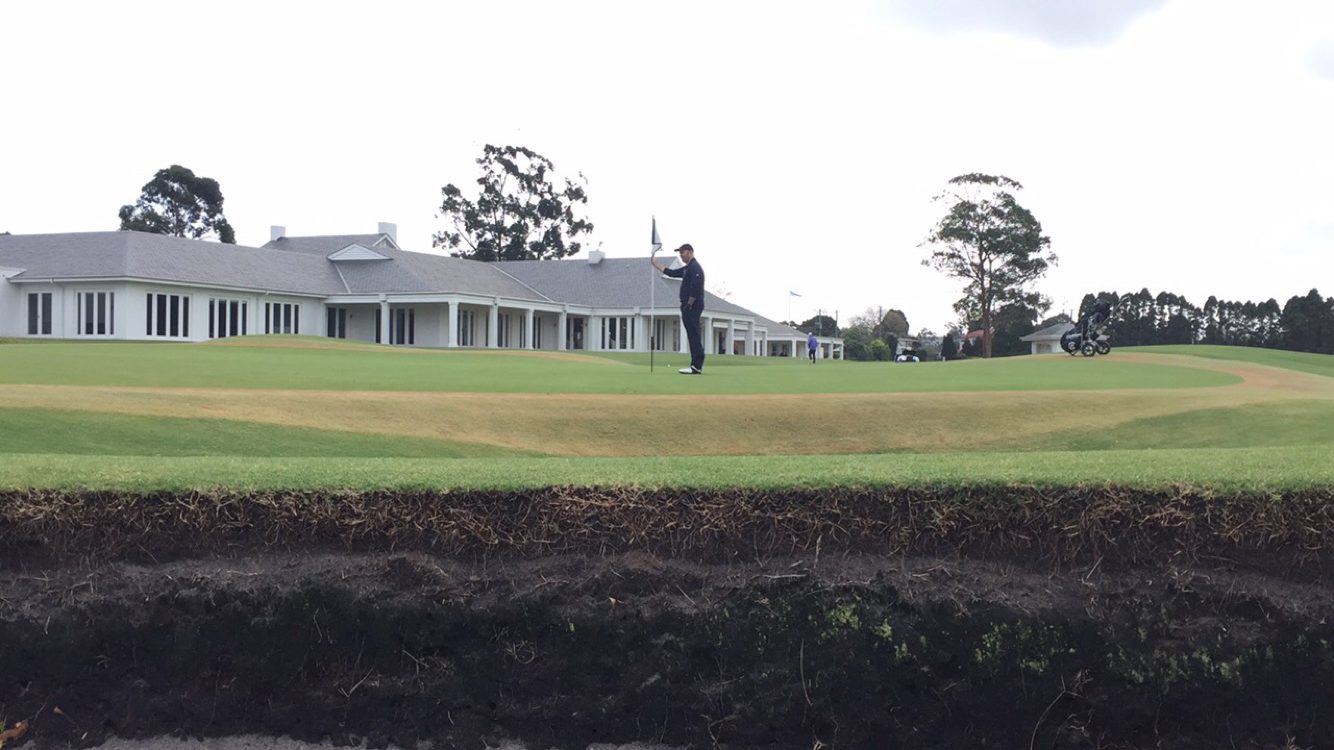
[0,356,1327,456]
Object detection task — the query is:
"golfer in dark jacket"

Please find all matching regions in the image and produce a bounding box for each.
[651,243,705,374]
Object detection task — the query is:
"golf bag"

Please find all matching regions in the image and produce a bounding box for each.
[1060,301,1114,356]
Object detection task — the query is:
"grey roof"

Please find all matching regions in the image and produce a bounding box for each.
[0,231,343,296]
[498,256,754,315]
[1020,322,1073,341]
[749,311,807,338]
[333,252,549,299]
[266,233,547,300]
[262,234,394,254]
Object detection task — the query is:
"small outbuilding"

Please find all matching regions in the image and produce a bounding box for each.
[1020,322,1073,354]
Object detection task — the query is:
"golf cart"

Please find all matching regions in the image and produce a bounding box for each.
[1060,301,1114,357]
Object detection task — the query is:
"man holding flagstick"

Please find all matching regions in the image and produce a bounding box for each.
[650,230,706,375]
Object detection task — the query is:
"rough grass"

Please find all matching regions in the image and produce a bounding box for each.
[1131,344,1334,378]
[1,446,1331,491]
[1032,399,1334,451]
[0,407,537,458]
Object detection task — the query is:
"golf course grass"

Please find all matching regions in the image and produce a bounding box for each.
[0,337,1238,393]
[0,338,1329,490]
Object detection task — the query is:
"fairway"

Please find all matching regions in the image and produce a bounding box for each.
[0,339,1330,488]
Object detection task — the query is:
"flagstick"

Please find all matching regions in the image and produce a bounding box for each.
[650,216,657,374]
[650,257,655,374]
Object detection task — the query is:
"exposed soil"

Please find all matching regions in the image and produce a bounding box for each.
[4,488,1334,749]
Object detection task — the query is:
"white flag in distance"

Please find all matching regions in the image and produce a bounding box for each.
[651,216,662,255]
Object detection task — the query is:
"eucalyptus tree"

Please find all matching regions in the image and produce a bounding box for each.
[922,173,1055,357]
[434,144,593,261]
[118,164,236,244]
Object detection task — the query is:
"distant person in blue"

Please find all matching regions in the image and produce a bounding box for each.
[651,243,706,375]
[807,332,818,363]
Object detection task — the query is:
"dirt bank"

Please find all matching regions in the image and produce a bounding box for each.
[3,488,1334,749]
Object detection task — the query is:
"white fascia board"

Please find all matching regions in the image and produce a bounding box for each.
[324,292,568,313]
[0,266,25,279]
[7,275,328,298]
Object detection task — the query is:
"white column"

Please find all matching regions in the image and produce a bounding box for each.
[677,316,688,353]
[558,310,567,350]
[447,301,458,347]
[637,312,648,352]
[379,299,389,344]
[726,319,736,355]
[487,304,499,348]
[745,321,754,356]
[525,308,535,349]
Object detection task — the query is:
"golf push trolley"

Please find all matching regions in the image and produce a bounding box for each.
[1060,301,1114,357]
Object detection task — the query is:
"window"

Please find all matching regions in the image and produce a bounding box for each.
[26,292,52,336]
[389,308,415,345]
[209,298,248,339]
[145,293,191,337]
[566,317,585,350]
[533,316,542,349]
[497,312,511,348]
[458,309,475,346]
[264,302,300,334]
[76,291,114,336]
[326,307,347,339]
[601,316,635,350]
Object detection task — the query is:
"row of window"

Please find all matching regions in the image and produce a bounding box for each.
[79,292,115,335]
[265,302,300,335]
[26,291,309,339]
[147,293,189,337]
[601,316,636,350]
[25,296,675,351]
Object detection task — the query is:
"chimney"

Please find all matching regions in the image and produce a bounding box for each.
[588,249,605,265]
[378,222,397,242]
[270,225,286,242]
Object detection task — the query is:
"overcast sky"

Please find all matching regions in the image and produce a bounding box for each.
[2,0,1332,333]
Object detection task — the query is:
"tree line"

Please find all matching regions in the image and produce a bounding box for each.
[1078,288,1334,354]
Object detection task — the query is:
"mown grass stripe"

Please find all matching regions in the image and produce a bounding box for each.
[1,446,1331,492]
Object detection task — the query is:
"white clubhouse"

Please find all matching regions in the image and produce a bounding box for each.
[0,225,844,359]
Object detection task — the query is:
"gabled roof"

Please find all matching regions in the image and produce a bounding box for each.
[273,234,548,299]
[0,231,343,296]
[328,244,390,261]
[497,256,754,315]
[1020,322,1074,341]
[263,234,399,254]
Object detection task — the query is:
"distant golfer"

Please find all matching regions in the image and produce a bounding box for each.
[807,332,818,363]
[651,243,705,375]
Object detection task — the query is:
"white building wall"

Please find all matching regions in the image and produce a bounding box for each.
[343,306,378,342]
[402,304,443,347]
[62,282,130,340]
[0,274,28,337]
[535,312,559,350]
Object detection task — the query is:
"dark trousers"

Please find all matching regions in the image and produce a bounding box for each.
[682,306,705,371]
[809,347,817,362]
